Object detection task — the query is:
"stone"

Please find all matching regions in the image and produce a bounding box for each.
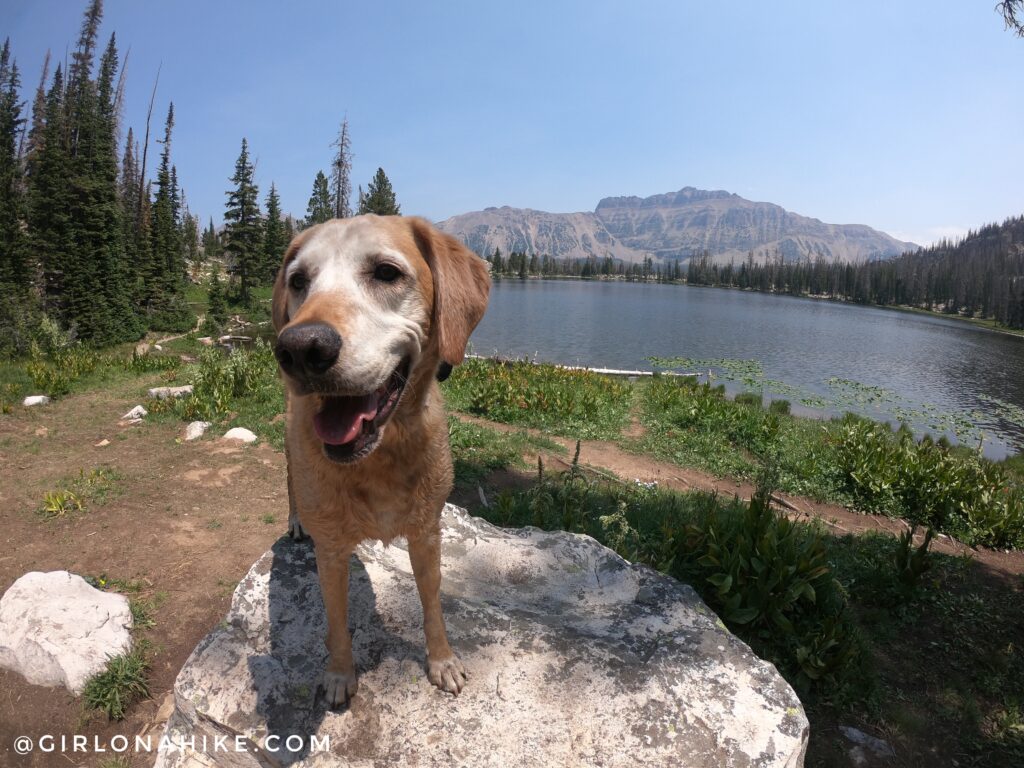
[135,342,152,356]
[22,395,50,407]
[94,439,110,447]
[155,505,808,767]
[122,405,148,421]
[184,421,212,441]
[197,337,214,346]
[839,726,895,765]
[0,571,133,695]
[148,385,194,400]
[222,427,258,444]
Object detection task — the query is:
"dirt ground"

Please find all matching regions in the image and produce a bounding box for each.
[1,379,1022,767]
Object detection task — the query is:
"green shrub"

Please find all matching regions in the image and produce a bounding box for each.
[444,358,631,439]
[175,340,277,421]
[122,349,181,374]
[769,399,792,416]
[24,343,99,397]
[834,417,1024,548]
[734,391,763,408]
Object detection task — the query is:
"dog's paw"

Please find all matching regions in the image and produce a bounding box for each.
[426,654,467,696]
[322,669,358,707]
[287,513,308,541]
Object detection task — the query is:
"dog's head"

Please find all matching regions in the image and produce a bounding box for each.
[271,215,490,464]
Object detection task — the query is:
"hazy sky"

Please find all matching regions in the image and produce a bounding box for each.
[5,0,1024,246]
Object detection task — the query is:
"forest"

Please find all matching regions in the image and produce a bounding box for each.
[0,0,400,358]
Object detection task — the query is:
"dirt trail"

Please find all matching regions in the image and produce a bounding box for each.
[452,412,1024,580]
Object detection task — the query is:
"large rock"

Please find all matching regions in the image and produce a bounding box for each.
[156,505,808,768]
[0,571,133,694]
[148,385,194,400]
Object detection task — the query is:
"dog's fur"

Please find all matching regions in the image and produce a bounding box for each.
[271,215,490,705]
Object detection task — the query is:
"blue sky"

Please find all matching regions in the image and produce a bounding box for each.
[5,0,1024,246]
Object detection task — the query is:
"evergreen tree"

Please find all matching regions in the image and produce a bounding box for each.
[204,261,228,333]
[304,170,332,227]
[358,167,400,215]
[201,216,220,261]
[263,182,287,281]
[181,200,201,281]
[223,137,262,302]
[330,117,352,218]
[148,102,191,330]
[0,39,26,286]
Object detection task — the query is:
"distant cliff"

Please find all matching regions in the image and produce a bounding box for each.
[437,187,916,265]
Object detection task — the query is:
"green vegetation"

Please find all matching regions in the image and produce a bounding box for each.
[146,339,286,448]
[447,416,564,483]
[81,645,150,720]
[38,466,121,519]
[444,358,631,439]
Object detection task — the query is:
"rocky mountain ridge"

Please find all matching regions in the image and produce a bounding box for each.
[437,187,916,265]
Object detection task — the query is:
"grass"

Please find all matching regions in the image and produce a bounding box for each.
[443,357,632,439]
[81,645,151,721]
[447,416,564,483]
[37,467,123,520]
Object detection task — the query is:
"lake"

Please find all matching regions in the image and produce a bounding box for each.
[467,279,1024,459]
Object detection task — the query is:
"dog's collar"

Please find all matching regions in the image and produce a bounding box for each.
[436,361,453,382]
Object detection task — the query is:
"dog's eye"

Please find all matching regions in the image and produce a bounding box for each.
[288,272,308,291]
[373,263,402,283]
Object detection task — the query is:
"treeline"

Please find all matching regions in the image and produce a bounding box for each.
[685,216,1024,329]
[0,0,405,357]
[0,0,197,355]
[486,249,685,282]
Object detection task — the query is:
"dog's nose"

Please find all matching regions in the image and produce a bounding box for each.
[274,323,342,377]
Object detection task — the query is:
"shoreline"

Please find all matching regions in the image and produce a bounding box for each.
[489,274,1024,339]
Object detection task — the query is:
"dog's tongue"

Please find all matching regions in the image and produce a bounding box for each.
[314,394,379,445]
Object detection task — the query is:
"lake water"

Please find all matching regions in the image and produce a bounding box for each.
[467,279,1024,459]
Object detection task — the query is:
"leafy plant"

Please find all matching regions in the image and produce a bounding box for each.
[82,647,150,720]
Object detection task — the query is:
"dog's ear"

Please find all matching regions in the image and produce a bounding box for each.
[272,230,311,332]
[410,218,491,367]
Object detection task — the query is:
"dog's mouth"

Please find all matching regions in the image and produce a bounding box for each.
[313,356,411,463]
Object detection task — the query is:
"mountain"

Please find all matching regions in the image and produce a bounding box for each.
[437,187,917,265]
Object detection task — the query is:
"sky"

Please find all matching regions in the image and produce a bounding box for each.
[4,0,1024,247]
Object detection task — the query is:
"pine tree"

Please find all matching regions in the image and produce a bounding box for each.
[304,170,332,227]
[0,39,26,286]
[0,39,37,356]
[148,102,191,330]
[358,167,400,215]
[330,117,353,218]
[204,261,228,333]
[201,216,220,261]
[263,182,287,281]
[223,137,262,302]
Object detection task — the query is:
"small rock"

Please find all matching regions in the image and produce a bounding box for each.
[222,427,257,444]
[0,571,133,694]
[34,427,48,437]
[840,726,896,764]
[154,344,163,351]
[134,342,151,356]
[184,421,212,441]
[197,337,214,347]
[94,439,110,447]
[122,405,148,421]
[23,395,50,407]
[147,385,194,400]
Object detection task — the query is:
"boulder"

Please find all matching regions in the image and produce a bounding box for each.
[122,405,148,421]
[148,385,194,400]
[155,505,808,767]
[22,395,50,407]
[0,571,133,694]
[222,427,257,444]
[197,337,215,347]
[185,421,212,441]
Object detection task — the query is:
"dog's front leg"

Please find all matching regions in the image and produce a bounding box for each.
[408,527,467,695]
[314,545,358,706]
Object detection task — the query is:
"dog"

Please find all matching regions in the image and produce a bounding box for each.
[271,214,490,706]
